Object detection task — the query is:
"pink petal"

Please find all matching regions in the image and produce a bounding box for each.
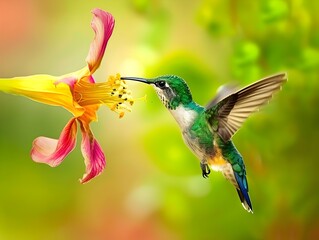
[87,75,95,83]
[85,8,115,74]
[31,118,77,167]
[78,119,106,183]
[54,76,78,89]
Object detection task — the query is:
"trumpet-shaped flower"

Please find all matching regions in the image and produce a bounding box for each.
[0,9,135,183]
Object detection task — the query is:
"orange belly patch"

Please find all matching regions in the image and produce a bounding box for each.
[207,147,239,188]
[207,147,228,171]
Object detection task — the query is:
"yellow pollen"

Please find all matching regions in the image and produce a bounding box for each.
[74,73,138,117]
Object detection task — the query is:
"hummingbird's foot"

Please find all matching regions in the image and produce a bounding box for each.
[200,163,211,178]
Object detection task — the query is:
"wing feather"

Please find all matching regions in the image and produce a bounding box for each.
[206,73,287,142]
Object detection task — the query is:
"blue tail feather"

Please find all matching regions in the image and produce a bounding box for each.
[234,172,253,213]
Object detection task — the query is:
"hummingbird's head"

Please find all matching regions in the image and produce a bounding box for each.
[121,75,193,109]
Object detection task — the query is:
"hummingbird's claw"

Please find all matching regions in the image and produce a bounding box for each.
[200,163,211,178]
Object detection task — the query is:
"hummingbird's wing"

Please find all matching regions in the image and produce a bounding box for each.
[205,73,287,142]
[206,84,239,108]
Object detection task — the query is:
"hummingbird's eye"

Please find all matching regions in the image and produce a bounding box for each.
[156,81,166,88]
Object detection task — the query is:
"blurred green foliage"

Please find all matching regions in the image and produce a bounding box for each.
[0,0,318,239]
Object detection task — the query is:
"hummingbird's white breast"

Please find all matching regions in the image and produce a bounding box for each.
[170,106,207,160]
[169,106,198,129]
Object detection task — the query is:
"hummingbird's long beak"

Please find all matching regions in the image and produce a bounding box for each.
[121,77,151,84]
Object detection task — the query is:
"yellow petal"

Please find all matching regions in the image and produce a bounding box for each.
[79,104,100,123]
[0,74,84,117]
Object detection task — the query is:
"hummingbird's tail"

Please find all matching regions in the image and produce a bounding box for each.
[234,171,253,213]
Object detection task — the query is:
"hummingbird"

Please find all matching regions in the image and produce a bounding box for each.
[121,73,287,213]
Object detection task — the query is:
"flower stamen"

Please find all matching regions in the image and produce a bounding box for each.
[74,73,136,117]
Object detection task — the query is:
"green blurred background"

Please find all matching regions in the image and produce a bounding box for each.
[0,0,318,239]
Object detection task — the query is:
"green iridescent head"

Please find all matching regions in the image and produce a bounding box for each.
[121,75,193,109]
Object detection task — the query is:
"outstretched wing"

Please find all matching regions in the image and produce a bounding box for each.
[206,84,239,108]
[206,73,287,142]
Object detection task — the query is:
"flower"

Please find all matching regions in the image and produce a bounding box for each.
[0,9,135,183]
